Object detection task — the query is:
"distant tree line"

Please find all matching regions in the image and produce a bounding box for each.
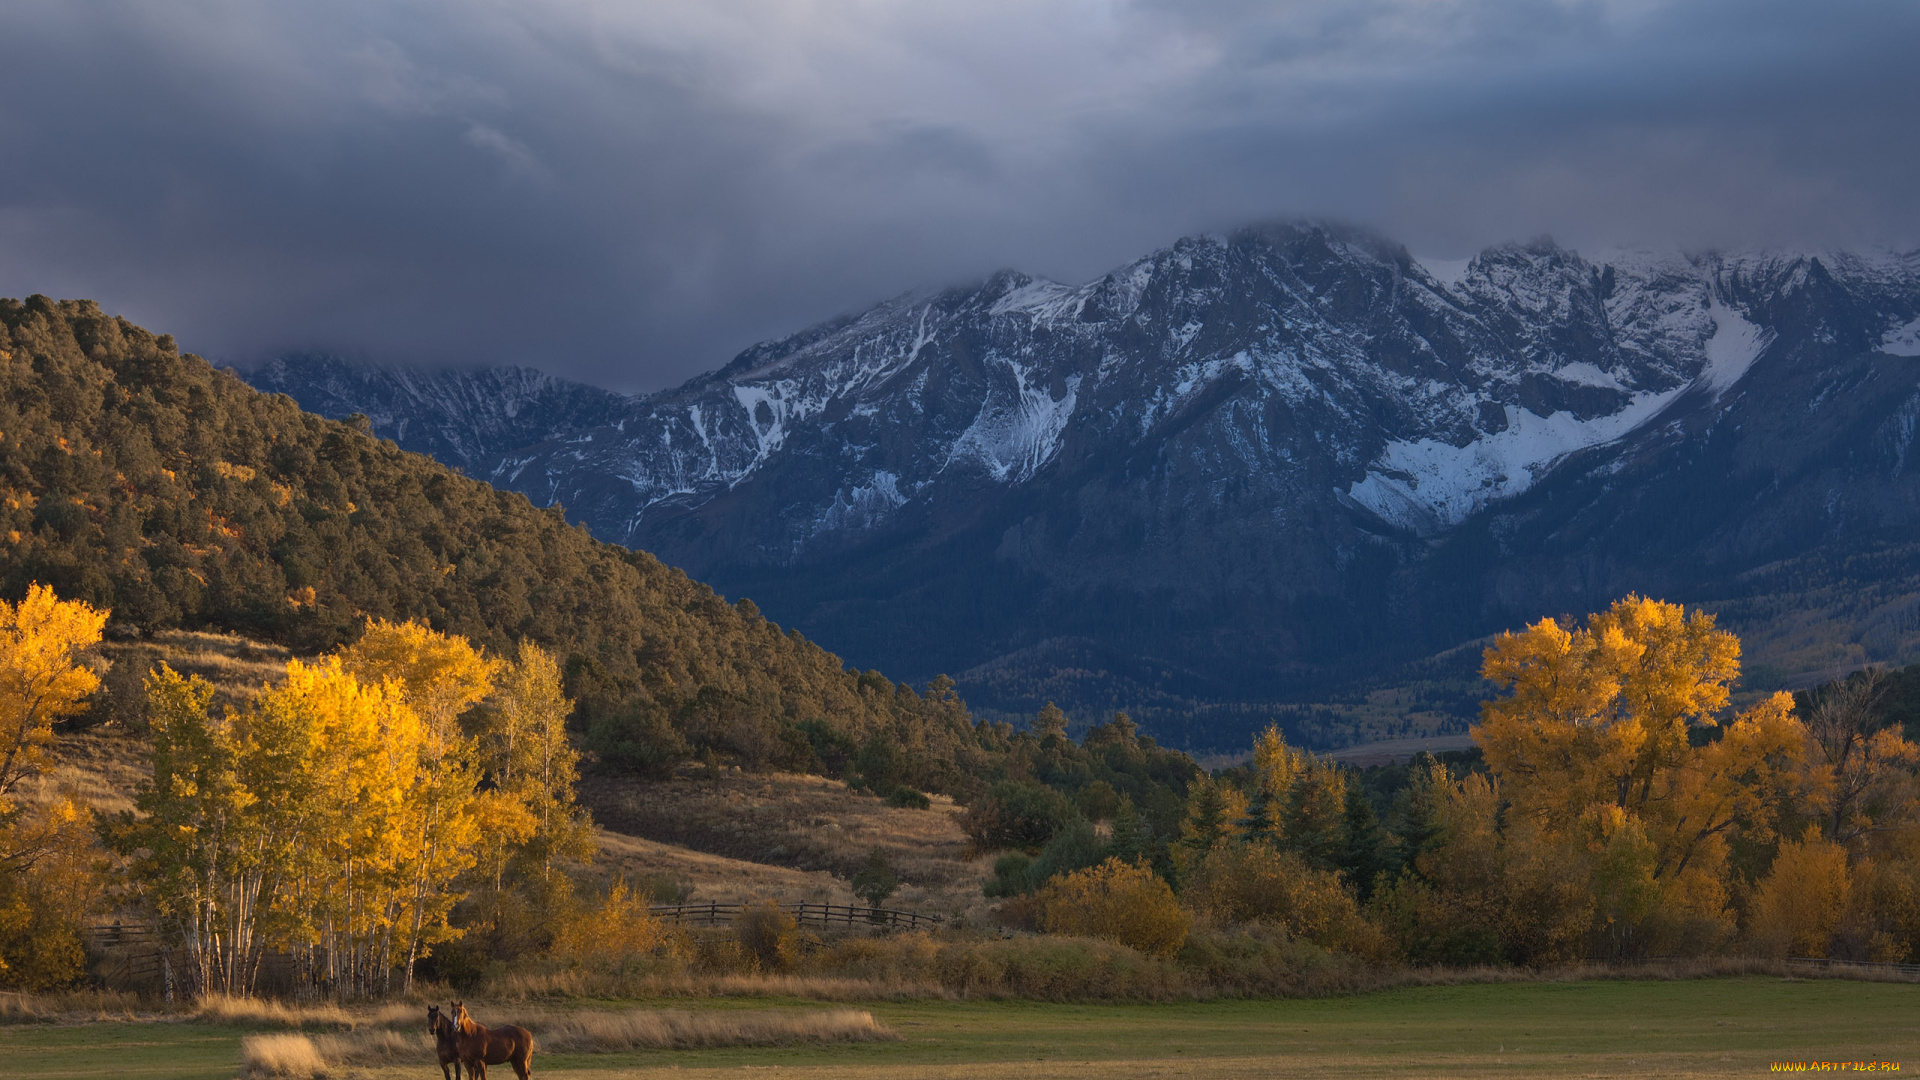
[978,598,1920,967]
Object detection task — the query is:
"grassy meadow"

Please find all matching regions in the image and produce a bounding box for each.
[4,976,1916,1080]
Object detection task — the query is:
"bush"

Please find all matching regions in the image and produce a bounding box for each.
[1185,842,1386,959]
[885,786,932,810]
[962,780,1080,853]
[588,704,690,779]
[1038,858,1192,959]
[931,935,1186,1001]
[1024,820,1106,892]
[734,900,803,972]
[852,851,900,910]
[552,878,685,968]
[984,852,1034,898]
[1176,924,1373,997]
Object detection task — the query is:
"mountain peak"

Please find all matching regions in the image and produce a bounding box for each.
[247,224,1920,744]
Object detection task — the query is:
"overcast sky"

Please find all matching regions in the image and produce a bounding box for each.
[2,0,1916,392]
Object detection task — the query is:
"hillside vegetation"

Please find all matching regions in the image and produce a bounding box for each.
[0,296,985,791]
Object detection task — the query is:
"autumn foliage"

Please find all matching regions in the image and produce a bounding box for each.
[1038,857,1191,958]
[107,618,589,996]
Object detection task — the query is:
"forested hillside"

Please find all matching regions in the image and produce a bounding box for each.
[0,296,986,791]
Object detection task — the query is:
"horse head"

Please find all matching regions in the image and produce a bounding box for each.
[428,1004,442,1034]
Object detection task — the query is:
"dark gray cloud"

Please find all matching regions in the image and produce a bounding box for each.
[1,0,1915,392]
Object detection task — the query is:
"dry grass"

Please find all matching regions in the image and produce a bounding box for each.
[22,630,295,815]
[240,1006,892,1075]
[241,1033,330,1078]
[578,769,992,917]
[526,1005,896,1051]
[593,828,858,908]
[0,988,157,1024]
[194,994,422,1030]
[486,966,946,1002]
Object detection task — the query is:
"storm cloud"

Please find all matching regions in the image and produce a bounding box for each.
[1,0,1915,391]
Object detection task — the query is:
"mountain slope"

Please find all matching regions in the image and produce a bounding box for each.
[248,224,1920,745]
[245,354,634,476]
[0,296,986,786]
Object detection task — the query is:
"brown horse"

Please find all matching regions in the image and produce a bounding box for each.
[452,1001,534,1080]
[427,1005,463,1080]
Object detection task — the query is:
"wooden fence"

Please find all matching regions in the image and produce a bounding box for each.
[647,901,943,931]
[83,901,942,991]
[1785,957,1920,980]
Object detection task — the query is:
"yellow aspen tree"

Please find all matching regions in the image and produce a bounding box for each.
[0,584,106,867]
[336,620,493,990]
[473,642,591,891]
[111,667,260,994]
[246,659,424,996]
[1251,724,1303,798]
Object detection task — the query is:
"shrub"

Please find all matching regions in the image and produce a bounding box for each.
[1176,924,1373,997]
[885,786,931,810]
[962,780,1080,853]
[588,704,690,779]
[930,935,1186,1001]
[1185,842,1385,958]
[852,851,900,910]
[984,852,1034,898]
[553,878,684,966]
[734,900,803,972]
[1038,858,1192,959]
[1024,820,1107,892]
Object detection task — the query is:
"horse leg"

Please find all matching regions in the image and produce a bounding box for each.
[513,1048,531,1080]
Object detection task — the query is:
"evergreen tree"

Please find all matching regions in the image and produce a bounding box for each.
[1234,787,1277,846]
[1337,788,1391,900]
[1109,796,1145,864]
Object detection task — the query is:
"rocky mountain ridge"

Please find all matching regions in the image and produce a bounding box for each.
[246,223,1920,747]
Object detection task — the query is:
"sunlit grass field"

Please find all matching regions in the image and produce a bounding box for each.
[5,977,1915,1080]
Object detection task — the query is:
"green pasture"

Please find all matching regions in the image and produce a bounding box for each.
[4,977,1915,1079]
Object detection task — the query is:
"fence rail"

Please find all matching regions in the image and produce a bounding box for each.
[1785,957,1920,978]
[80,902,941,991]
[647,901,943,931]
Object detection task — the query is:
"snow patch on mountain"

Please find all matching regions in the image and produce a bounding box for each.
[1346,390,1681,533]
[947,360,1080,482]
[1552,362,1629,391]
[1700,296,1774,394]
[1883,317,1920,357]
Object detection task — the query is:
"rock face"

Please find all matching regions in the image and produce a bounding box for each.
[246,223,1920,744]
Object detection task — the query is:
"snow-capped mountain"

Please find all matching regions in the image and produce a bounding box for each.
[246,355,631,475]
[247,223,1920,742]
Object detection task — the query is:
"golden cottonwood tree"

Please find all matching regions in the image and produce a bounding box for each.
[1038,857,1191,958]
[1475,597,1805,956]
[1799,670,1920,851]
